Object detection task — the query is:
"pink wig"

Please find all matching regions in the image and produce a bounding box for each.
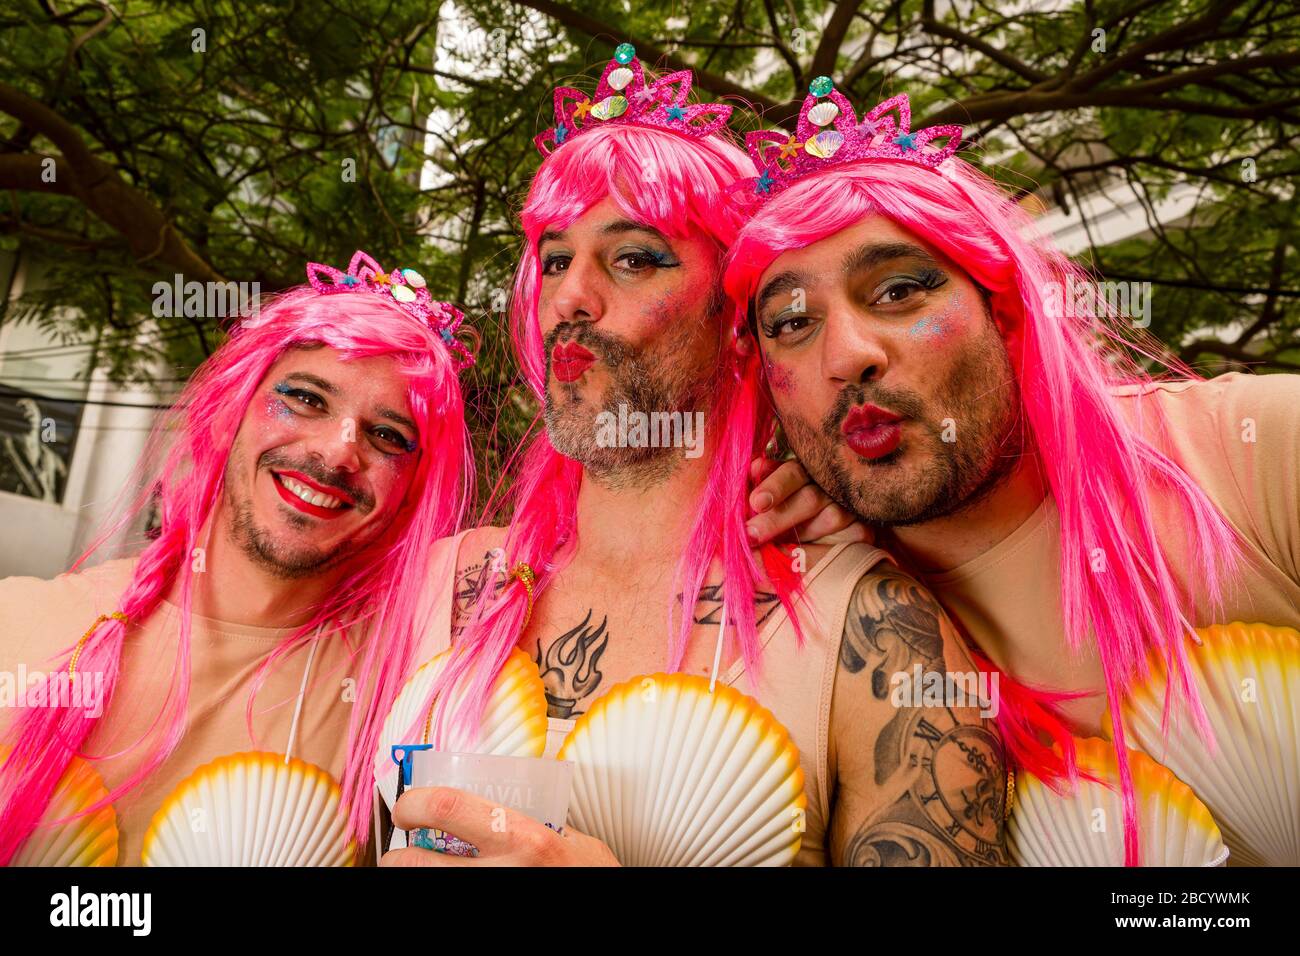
[723,159,1241,865]
[0,288,474,862]
[413,120,808,753]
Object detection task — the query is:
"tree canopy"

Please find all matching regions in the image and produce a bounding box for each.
[2,0,1297,462]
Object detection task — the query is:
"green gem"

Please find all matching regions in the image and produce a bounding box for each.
[809,75,834,97]
[614,42,635,65]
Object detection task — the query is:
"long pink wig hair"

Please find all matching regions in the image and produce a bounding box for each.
[413,121,807,752]
[724,159,1241,865]
[0,288,473,862]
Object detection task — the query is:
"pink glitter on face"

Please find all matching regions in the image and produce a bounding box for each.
[763,352,796,394]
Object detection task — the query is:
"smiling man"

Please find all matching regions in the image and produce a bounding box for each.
[0,253,475,865]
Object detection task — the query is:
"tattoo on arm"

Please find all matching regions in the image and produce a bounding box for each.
[450,550,507,639]
[839,566,1010,867]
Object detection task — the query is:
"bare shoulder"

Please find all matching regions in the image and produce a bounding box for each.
[448,526,510,634]
[828,562,1009,866]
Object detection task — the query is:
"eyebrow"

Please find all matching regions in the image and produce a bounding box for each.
[755,270,809,313]
[539,219,668,246]
[284,372,337,395]
[841,241,938,275]
[284,373,418,438]
[376,406,418,436]
[756,241,941,314]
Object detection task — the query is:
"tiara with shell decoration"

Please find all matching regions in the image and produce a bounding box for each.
[741,77,963,200]
[533,42,733,157]
[293,250,474,370]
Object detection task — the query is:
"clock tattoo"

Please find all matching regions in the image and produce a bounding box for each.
[839,566,1011,866]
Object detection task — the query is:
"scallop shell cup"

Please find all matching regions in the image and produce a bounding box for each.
[1109,621,1300,866]
[141,752,354,866]
[558,673,806,867]
[2,746,118,866]
[1008,736,1227,866]
[375,646,548,809]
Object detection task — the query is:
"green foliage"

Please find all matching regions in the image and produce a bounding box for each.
[1,0,1297,507]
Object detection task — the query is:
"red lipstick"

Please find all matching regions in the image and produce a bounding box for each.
[552,342,595,383]
[271,469,355,520]
[841,404,904,460]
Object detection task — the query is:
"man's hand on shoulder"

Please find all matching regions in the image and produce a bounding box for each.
[829,564,1010,867]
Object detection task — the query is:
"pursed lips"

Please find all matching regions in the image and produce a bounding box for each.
[552,342,596,382]
[841,403,905,460]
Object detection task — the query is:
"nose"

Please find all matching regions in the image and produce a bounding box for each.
[547,253,605,326]
[308,419,362,475]
[822,298,889,385]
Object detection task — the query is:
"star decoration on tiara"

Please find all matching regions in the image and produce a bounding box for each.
[533,43,733,157]
[738,78,963,201]
[278,250,475,370]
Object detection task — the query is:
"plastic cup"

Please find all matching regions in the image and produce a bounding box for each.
[390,749,573,855]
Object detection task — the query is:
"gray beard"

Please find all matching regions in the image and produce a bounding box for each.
[543,321,718,491]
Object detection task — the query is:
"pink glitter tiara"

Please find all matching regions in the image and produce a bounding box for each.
[533,42,733,157]
[740,78,962,200]
[287,250,475,370]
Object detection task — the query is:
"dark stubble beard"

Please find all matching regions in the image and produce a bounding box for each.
[224,442,378,580]
[543,318,719,490]
[778,317,1024,526]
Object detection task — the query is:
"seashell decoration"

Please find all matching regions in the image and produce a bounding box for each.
[807,101,840,127]
[590,96,629,121]
[804,130,845,159]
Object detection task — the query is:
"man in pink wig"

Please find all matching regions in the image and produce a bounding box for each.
[726,79,1300,862]
[0,252,475,865]
[383,47,1011,867]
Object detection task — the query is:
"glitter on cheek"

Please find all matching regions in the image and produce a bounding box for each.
[764,355,796,395]
[907,295,966,344]
[643,289,681,325]
[264,395,295,421]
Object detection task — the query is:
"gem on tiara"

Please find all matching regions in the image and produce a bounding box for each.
[778,135,802,159]
[665,105,686,122]
[607,67,633,91]
[755,170,775,194]
[342,276,359,286]
[809,75,834,97]
[573,100,592,120]
[614,42,636,64]
[555,123,569,144]
[893,131,917,151]
[808,102,839,127]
